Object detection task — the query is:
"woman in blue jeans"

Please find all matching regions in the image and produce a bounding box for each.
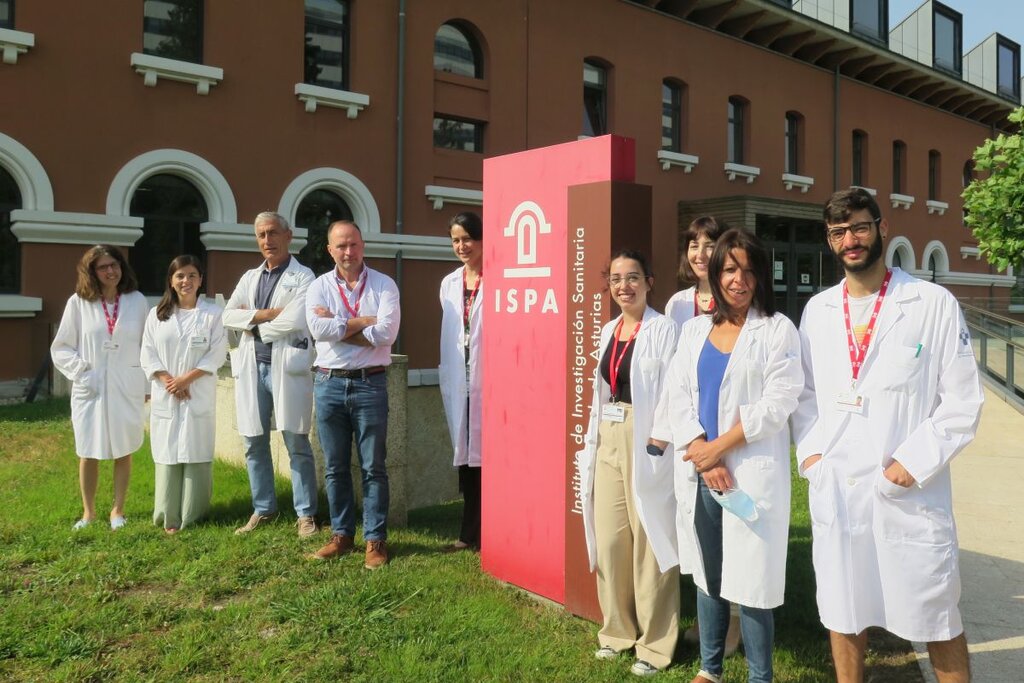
[659,229,802,683]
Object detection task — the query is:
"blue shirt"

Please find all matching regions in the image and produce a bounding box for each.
[697,336,730,442]
[253,256,290,364]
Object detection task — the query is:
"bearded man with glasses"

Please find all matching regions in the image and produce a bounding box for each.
[792,188,983,683]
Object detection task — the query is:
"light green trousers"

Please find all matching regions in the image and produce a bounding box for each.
[153,462,213,530]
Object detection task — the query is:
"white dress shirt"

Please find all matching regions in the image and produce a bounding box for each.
[305,265,400,369]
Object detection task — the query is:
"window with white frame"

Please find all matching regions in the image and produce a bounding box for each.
[129,174,208,295]
[0,166,20,293]
[583,60,608,137]
[434,22,482,79]
[295,188,353,276]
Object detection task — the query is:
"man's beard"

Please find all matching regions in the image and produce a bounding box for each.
[836,234,883,273]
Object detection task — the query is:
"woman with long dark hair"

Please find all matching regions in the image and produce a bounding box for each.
[659,229,802,683]
[664,216,726,328]
[578,250,679,677]
[51,245,148,530]
[140,255,227,533]
[438,211,484,551]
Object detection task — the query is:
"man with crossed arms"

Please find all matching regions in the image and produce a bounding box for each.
[793,188,983,682]
[305,220,399,569]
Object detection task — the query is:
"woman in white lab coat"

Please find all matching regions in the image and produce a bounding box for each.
[140,255,227,533]
[578,250,679,677]
[660,229,802,683]
[438,212,483,551]
[664,216,725,328]
[51,245,147,531]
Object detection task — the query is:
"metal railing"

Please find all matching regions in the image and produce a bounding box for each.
[961,302,1024,405]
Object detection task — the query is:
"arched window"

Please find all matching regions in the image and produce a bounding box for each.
[0,166,21,293]
[892,249,902,269]
[130,174,208,295]
[434,22,482,78]
[295,188,354,276]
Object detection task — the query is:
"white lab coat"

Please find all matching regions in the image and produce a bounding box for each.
[438,266,483,467]
[140,300,227,465]
[664,286,699,329]
[222,258,316,437]
[658,309,802,609]
[792,267,983,642]
[578,307,680,573]
[50,292,148,460]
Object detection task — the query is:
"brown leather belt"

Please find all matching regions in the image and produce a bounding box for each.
[315,366,386,379]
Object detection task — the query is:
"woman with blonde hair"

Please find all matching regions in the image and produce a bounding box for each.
[51,245,148,530]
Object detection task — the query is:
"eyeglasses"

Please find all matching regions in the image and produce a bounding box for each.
[94,262,121,273]
[825,218,879,244]
[608,273,644,287]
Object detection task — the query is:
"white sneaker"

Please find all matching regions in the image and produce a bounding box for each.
[594,646,618,660]
[630,660,660,676]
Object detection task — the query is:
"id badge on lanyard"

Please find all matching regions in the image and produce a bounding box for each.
[838,270,892,414]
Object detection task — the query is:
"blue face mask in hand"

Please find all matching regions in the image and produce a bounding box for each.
[709,488,759,522]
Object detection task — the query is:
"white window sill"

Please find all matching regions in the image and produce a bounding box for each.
[199,221,308,253]
[0,295,43,318]
[890,193,915,210]
[425,185,483,211]
[0,27,34,64]
[960,246,981,259]
[130,52,223,95]
[782,173,815,193]
[657,150,700,172]
[10,210,143,246]
[294,83,369,117]
[852,185,877,196]
[724,162,760,183]
[926,199,949,215]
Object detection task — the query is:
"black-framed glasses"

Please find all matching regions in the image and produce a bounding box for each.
[825,218,879,244]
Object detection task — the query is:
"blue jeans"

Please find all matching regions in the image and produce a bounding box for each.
[313,370,389,541]
[242,361,318,517]
[694,477,774,683]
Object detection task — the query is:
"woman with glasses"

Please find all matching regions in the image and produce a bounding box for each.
[140,255,227,534]
[665,217,725,328]
[51,245,148,530]
[657,229,802,683]
[578,250,680,677]
[438,212,484,552]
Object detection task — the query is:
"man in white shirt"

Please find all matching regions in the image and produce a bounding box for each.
[223,212,319,538]
[793,188,983,683]
[305,220,400,569]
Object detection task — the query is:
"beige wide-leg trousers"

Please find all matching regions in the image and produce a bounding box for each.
[594,405,679,670]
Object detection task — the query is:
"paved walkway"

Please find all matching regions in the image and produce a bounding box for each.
[915,385,1024,682]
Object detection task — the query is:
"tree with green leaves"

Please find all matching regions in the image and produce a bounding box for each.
[962,107,1024,273]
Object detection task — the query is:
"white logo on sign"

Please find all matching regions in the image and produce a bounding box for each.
[503,200,551,278]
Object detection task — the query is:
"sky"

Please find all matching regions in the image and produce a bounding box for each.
[889,0,1024,50]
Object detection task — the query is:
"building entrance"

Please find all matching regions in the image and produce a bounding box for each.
[755,215,839,322]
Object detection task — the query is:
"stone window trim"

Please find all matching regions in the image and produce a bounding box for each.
[0,294,42,318]
[724,162,760,184]
[294,82,369,117]
[199,221,308,253]
[926,199,949,215]
[425,185,482,211]
[657,150,699,173]
[0,27,33,64]
[890,192,915,210]
[782,173,814,193]
[10,210,143,246]
[130,52,223,95]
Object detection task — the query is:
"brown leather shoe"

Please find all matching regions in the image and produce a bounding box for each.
[364,540,389,569]
[311,534,355,560]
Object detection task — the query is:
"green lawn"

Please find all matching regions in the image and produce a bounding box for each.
[0,399,921,682]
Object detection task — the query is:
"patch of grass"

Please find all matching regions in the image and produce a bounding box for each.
[0,398,922,681]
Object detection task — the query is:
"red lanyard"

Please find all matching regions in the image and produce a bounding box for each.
[101,294,120,336]
[463,269,482,329]
[694,293,715,317]
[842,269,892,383]
[609,319,641,398]
[335,272,367,318]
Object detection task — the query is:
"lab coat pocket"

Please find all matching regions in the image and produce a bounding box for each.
[187,378,214,417]
[878,345,923,390]
[73,369,99,399]
[875,469,913,499]
[283,343,313,376]
[806,460,837,528]
[150,385,174,418]
[638,357,661,383]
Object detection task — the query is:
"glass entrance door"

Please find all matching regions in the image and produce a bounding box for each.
[756,215,837,322]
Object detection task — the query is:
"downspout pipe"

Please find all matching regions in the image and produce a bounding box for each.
[833,65,840,192]
[394,0,406,353]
